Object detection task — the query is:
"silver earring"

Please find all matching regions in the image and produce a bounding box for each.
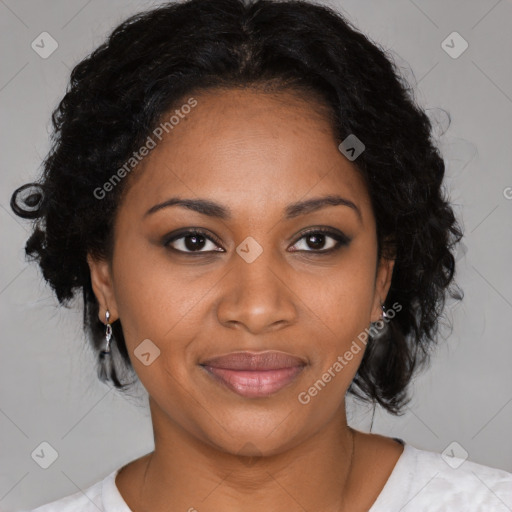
[381,303,388,320]
[102,309,112,355]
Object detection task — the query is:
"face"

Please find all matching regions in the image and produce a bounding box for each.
[88,87,394,457]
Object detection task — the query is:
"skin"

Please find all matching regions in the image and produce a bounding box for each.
[87,87,403,512]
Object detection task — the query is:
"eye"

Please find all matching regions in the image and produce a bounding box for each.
[163,229,224,254]
[163,227,351,255]
[289,228,351,254]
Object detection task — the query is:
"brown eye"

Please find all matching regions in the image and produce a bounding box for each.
[290,228,351,254]
[164,229,224,254]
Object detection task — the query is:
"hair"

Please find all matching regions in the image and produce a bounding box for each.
[10,0,463,415]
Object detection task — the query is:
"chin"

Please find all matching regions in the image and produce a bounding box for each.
[196,411,306,458]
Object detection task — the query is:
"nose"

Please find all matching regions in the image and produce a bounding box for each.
[215,249,297,335]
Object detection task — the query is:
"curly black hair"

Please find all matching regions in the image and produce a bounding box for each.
[10,0,463,415]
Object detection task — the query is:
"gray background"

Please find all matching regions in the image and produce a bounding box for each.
[1,0,511,510]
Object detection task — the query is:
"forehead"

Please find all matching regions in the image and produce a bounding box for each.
[120,88,372,223]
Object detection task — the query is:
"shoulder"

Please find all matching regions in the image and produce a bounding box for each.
[18,468,120,512]
[371,441,512,512]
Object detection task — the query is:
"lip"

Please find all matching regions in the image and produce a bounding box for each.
[200,351,307,398]
[201,350,307,370]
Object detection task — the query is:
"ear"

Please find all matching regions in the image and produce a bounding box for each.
[86,253,119,323]
[370,251,396,324]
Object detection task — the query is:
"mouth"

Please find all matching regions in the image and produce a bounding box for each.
[199,351,307,398]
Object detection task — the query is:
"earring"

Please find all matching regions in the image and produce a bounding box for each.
[381,303,388,320]
[102,309,112,355]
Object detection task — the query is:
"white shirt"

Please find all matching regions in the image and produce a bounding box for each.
[21,441,512,512]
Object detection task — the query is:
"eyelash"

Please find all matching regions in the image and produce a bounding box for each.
[163,227,351,255]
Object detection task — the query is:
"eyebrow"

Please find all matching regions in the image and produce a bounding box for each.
[144,194,362,223]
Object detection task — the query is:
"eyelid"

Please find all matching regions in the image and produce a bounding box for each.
[294,226,351,245]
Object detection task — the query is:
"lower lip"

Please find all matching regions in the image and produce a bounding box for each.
[202,365,305,398]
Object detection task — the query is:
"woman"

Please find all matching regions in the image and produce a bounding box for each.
[11,0,511,510]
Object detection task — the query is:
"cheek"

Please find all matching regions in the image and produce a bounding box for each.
[305,251,376,377]
[112,230,204,325]
[109,245,215,439]
[296,274,374,412]
[110,239,204,366]
[111,255,201,410]
[313,252,376,330]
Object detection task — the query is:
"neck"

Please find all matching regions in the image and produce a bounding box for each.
[122,397,357,512]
